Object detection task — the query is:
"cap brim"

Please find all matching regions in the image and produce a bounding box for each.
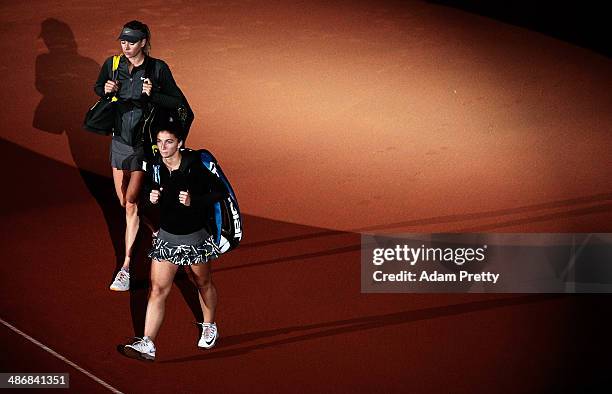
[117,35,140,43]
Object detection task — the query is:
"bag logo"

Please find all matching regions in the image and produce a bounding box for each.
[229,200,242,240]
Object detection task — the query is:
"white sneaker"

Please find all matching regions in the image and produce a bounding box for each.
[198,323,219,349]
[124,336,156,361]
[110,268,130,291]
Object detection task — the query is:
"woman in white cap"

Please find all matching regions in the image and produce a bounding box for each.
[93,20,186,291]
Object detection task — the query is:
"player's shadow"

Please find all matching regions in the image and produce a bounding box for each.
[32,18,205,336]
[33,17,124,267]
[236,193,612,255]
[160,294,563,362]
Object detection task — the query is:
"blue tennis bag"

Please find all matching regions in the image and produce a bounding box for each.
[198,149,243,253]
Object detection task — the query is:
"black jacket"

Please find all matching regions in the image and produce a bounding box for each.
[145,150,229,235]
[94,55,183,147]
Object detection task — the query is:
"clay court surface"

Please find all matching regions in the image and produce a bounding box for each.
[1,1,611,392]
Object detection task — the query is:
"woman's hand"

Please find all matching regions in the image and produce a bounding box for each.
[150,188,162,204]
[179,190,191,206]
[142,78,153,96]
[104,80,120,95]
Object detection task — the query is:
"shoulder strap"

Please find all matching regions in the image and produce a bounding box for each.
[152,164,161,185]
[109,54,122,79]
[112,55,122,72]
[109,55,123,103]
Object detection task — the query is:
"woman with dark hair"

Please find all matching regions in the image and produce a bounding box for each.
[93,20,186,291]
[123,111,227,361]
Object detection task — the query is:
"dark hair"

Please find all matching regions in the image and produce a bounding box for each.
[155,127,184,142]
[153,114,184,142]
[152,107,185,142]
[123,20,151,54]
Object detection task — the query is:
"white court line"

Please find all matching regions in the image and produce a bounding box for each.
[0,317,123,393]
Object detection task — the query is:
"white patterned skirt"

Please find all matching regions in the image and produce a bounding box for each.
[149,227,220,266]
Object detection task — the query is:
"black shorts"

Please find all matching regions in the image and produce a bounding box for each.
[110,139,144,171]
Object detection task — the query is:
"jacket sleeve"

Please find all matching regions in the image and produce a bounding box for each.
[150,61,183,109]
[94,56,113,97]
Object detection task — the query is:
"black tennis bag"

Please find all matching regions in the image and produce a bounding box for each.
[83,55,122,135]
[198,149,242,253]
[83,95,116,135]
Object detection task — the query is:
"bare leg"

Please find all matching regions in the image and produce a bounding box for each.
[111,168,145,270]
[112,167,128,206]
[123,171,145,269]
[144,259,179,341]
[185,270,207,321]
[188,262,217,323]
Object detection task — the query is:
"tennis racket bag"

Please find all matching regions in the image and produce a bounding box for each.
[198,149,242,253]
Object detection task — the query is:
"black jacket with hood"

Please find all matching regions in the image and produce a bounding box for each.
[94,55,183,147]
[145,149,229,235]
